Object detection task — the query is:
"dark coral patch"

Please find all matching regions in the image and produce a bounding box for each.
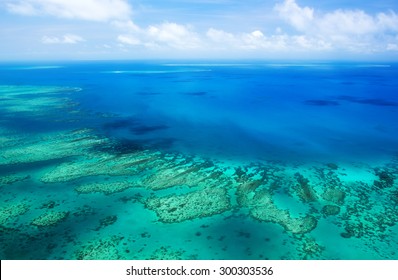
[336,95,398,106]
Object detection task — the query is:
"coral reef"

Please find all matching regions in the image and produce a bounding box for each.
[75,180,137,195]
[321,205,340,216]
[72,205,96,217]
[0,129,106,166]
[149,246,187,260]
[38,201,58,209]
[249,190,317,234]
[233,165,320,234]
[373,168,395,189]
[296,236,325,259]
[294,172,317,203]
[0,85,80,116]
[0,202,30,225]
[338,176,398,251]
[236,180,264,206]
[41,150,158,183]
[0,128,19,149]
[139,163,215,190]
[31,211,69,227]
[326,163,339,170]
[391,190,398,205]
[321,188,345,205]
[95,215,118,231]
[75,235,124,260]
[145,188,231,223]
[0,174,30,186]
[2,82,398,260]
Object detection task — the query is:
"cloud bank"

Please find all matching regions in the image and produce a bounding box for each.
[116,22,202,50]
[113,0,398,55]
[274,0,398,52]
[4,0,398,57]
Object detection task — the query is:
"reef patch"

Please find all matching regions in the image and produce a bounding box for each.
[145,188,231,223]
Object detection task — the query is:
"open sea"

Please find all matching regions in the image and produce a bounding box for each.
[1,61,398,259]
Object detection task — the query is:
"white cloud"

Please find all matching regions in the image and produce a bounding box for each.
[146,22,202,49]
[207,28,263,50]
[274,0,398,35]
[251,30,265,39]
[112,20,141,32]
[6,0,132,21]
[205,28,326,52]
[274,0,398,52]
[42,34,84,44]
[377,12,398,32]
[319,10,378,35]
[42,36,61,44]
[206,28,237,49]
[274,0,314,31]
[6,1,37,15]
[292,35,331,50]
[116,22,202,50]
[117,35,141,46]
[241,31,267,49]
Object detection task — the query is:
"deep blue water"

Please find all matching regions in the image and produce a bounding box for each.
[2,61,397,163]
[1,61,398,260]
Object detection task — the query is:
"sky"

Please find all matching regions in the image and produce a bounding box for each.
[1,0,398,60]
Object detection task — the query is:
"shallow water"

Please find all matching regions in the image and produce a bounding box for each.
[0,61,398,259]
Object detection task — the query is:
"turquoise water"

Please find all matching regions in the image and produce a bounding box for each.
[0,61,398,259]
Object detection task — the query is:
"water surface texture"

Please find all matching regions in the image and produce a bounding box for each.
[1,61,398,259]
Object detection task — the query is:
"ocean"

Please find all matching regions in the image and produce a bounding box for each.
[0,61,398,259]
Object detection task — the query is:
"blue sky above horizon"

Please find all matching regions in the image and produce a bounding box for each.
[1,0,398,60]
